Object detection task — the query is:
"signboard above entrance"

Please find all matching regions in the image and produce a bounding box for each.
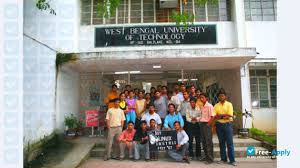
[95,24,217,47]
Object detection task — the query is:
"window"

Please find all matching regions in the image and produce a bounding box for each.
[244,0,277,21]
[80,0,231,25]
[250,69,277,108]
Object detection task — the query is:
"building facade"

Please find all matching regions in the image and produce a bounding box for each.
[23,0,277,145]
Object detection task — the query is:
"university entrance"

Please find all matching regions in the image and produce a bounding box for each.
[57,48,256,127]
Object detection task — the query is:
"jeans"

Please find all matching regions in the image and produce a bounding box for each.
[215,122,235,163]
[167,143,189,162]
[126,111,136,126]
[133,141,150,160]
[186,122,202,157]
[200,122,214,162]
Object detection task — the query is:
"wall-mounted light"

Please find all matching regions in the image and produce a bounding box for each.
[153,65,162,69]
[115,71,141,74]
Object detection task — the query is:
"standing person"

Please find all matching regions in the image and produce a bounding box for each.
[118,121,136,160]
[199,93,215,164]
[179,91,190,125]
[126,90,137,126]
[150,87,156,104]
[136,91,146,128]
[144,93,151,112]
[196,89,204,109]
[104,98,125,161]
[119,92,129,130]
[167,90,181,112]
[154,90,167,126]
[104,84,119,109]
[148,119,159,161]
[133,88,139,99]
[214,89,237,166]
[186,97,202,160]
[196,89,201,98]
[161,85,168,97]
[177,83,186,102]
[133,120,150,161]
[124,90,129,99]
[164,104,184,129]
[125,84,132,91]
[156,85,162,92]
[141,104,162,129]
[167,121,190,163]
[189,85,197,100]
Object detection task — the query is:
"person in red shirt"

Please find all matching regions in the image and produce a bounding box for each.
[118,121,136,160]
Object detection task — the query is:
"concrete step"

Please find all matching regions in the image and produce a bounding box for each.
[94,135,263,148]
[90,146,267,158]
[95,139,263,148]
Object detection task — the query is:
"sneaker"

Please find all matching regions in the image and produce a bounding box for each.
[112,156,120,160]
[229,162,237,166]
[103,157,109,161]
[145,159,150,162]
[217,160,227,164]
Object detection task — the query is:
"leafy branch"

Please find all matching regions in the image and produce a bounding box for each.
[96,0,121,18]
[170,11,194,28]
[36,0,56,15]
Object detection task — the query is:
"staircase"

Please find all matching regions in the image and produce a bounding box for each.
[89,135,268,159]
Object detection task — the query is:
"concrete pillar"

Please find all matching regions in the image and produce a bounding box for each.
[240,63,252,128]
[233,0,247,47]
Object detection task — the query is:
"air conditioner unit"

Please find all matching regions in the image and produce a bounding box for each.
[159,0,178,8]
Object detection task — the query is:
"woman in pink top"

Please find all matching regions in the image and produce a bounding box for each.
[126,90,137,127]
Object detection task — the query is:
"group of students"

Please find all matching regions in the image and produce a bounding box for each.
[103,83,237,166]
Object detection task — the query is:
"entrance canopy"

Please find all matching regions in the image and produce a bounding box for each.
[64,48,256,73]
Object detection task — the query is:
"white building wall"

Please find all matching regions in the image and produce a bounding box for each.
[23,36,56,144]
[252,108,277,133]
[245,22,277,132]
[56,67,80,132]
[245,22,278,59]
[24,0,80,53]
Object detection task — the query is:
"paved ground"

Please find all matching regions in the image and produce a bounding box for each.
[78,158,277,168]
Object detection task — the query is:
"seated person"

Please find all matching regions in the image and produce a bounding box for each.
[163,103,184,129]
[167,121,190,163]
[133,120,150,161]
[141,104,162,129]
[118,121,136,160]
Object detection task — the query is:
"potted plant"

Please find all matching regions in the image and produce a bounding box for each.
[76,120,85,136]
[64,114,78,138]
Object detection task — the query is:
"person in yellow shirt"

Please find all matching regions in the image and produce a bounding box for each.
[214,89,236,166]
[104,84,119,109]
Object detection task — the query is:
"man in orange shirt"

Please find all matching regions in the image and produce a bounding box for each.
[104,84,119,109]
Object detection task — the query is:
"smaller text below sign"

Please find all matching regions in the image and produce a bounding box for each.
[148,130,177,151]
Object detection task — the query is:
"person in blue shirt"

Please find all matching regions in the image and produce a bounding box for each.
[164,103,184,129]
